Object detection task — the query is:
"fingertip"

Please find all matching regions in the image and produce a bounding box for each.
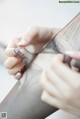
[4,60,11,69]
[41,91,48,101]
[14,72,22,80]
[5,48,16,57]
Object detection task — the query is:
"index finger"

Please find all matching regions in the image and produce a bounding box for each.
[7,37,21,48]
[5,38,21,56]
[66,51,80,60]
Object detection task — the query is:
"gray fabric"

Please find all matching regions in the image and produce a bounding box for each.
[0,69,57,119]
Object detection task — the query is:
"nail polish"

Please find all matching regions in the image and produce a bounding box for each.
[15,72,22,79]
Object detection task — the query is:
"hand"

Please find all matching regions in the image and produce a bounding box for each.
[4,26,59,79]
[4,38,25,80]
[18,26,59,53]
[40,52,80,116]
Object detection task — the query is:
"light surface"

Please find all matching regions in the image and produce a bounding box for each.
[46,110,80,119]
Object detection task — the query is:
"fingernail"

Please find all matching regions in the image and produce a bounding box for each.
[63,54,72,63]
[15,72,22,79]
[41,91,48,101]
[22,58,27,65]
[14,48,20,55]
[14,48,24,58]
[18,39,26,46]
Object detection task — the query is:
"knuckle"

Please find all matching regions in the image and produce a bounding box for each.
[64,91,72,103]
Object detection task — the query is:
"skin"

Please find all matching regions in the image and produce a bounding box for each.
[41,53,80,116]
[4,26,59,79]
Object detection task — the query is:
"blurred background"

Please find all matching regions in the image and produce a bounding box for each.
[0,0,80,118]
[0,0,80,45]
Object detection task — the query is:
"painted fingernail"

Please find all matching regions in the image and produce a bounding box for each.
[15,72,22,80]
[22,58,27,65]
[18,39,26,46]
[14,48,20,55]
[63,54,72,63]
[14,48,24,58]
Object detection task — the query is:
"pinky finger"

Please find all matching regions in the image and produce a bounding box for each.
[13,72,22,80]
[41,91,62,109]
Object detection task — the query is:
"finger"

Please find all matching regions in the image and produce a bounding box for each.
[8,61,24,75]
[40,71,61,98]
[18,26,60,46]
[65,51,80,60]
[7,37,21,48]
[45,67,69,94]
[51,54,80,86]
[13,63,27,80]
[5,47,25,57]
[5,38,21,56]
[13,72,22,80]
[4,57,21,69]
[5,48,17,57]
[41,91,61,109]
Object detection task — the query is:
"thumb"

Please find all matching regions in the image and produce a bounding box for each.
[65,51,80,60]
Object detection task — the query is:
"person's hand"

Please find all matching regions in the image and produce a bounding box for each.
[18,26,59,53]
[4,38,25,79]
[4,26,59,80]
[40,52,80,116]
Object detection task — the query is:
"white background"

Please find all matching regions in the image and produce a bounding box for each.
[0,0,80,45]
[0,0,80,119]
